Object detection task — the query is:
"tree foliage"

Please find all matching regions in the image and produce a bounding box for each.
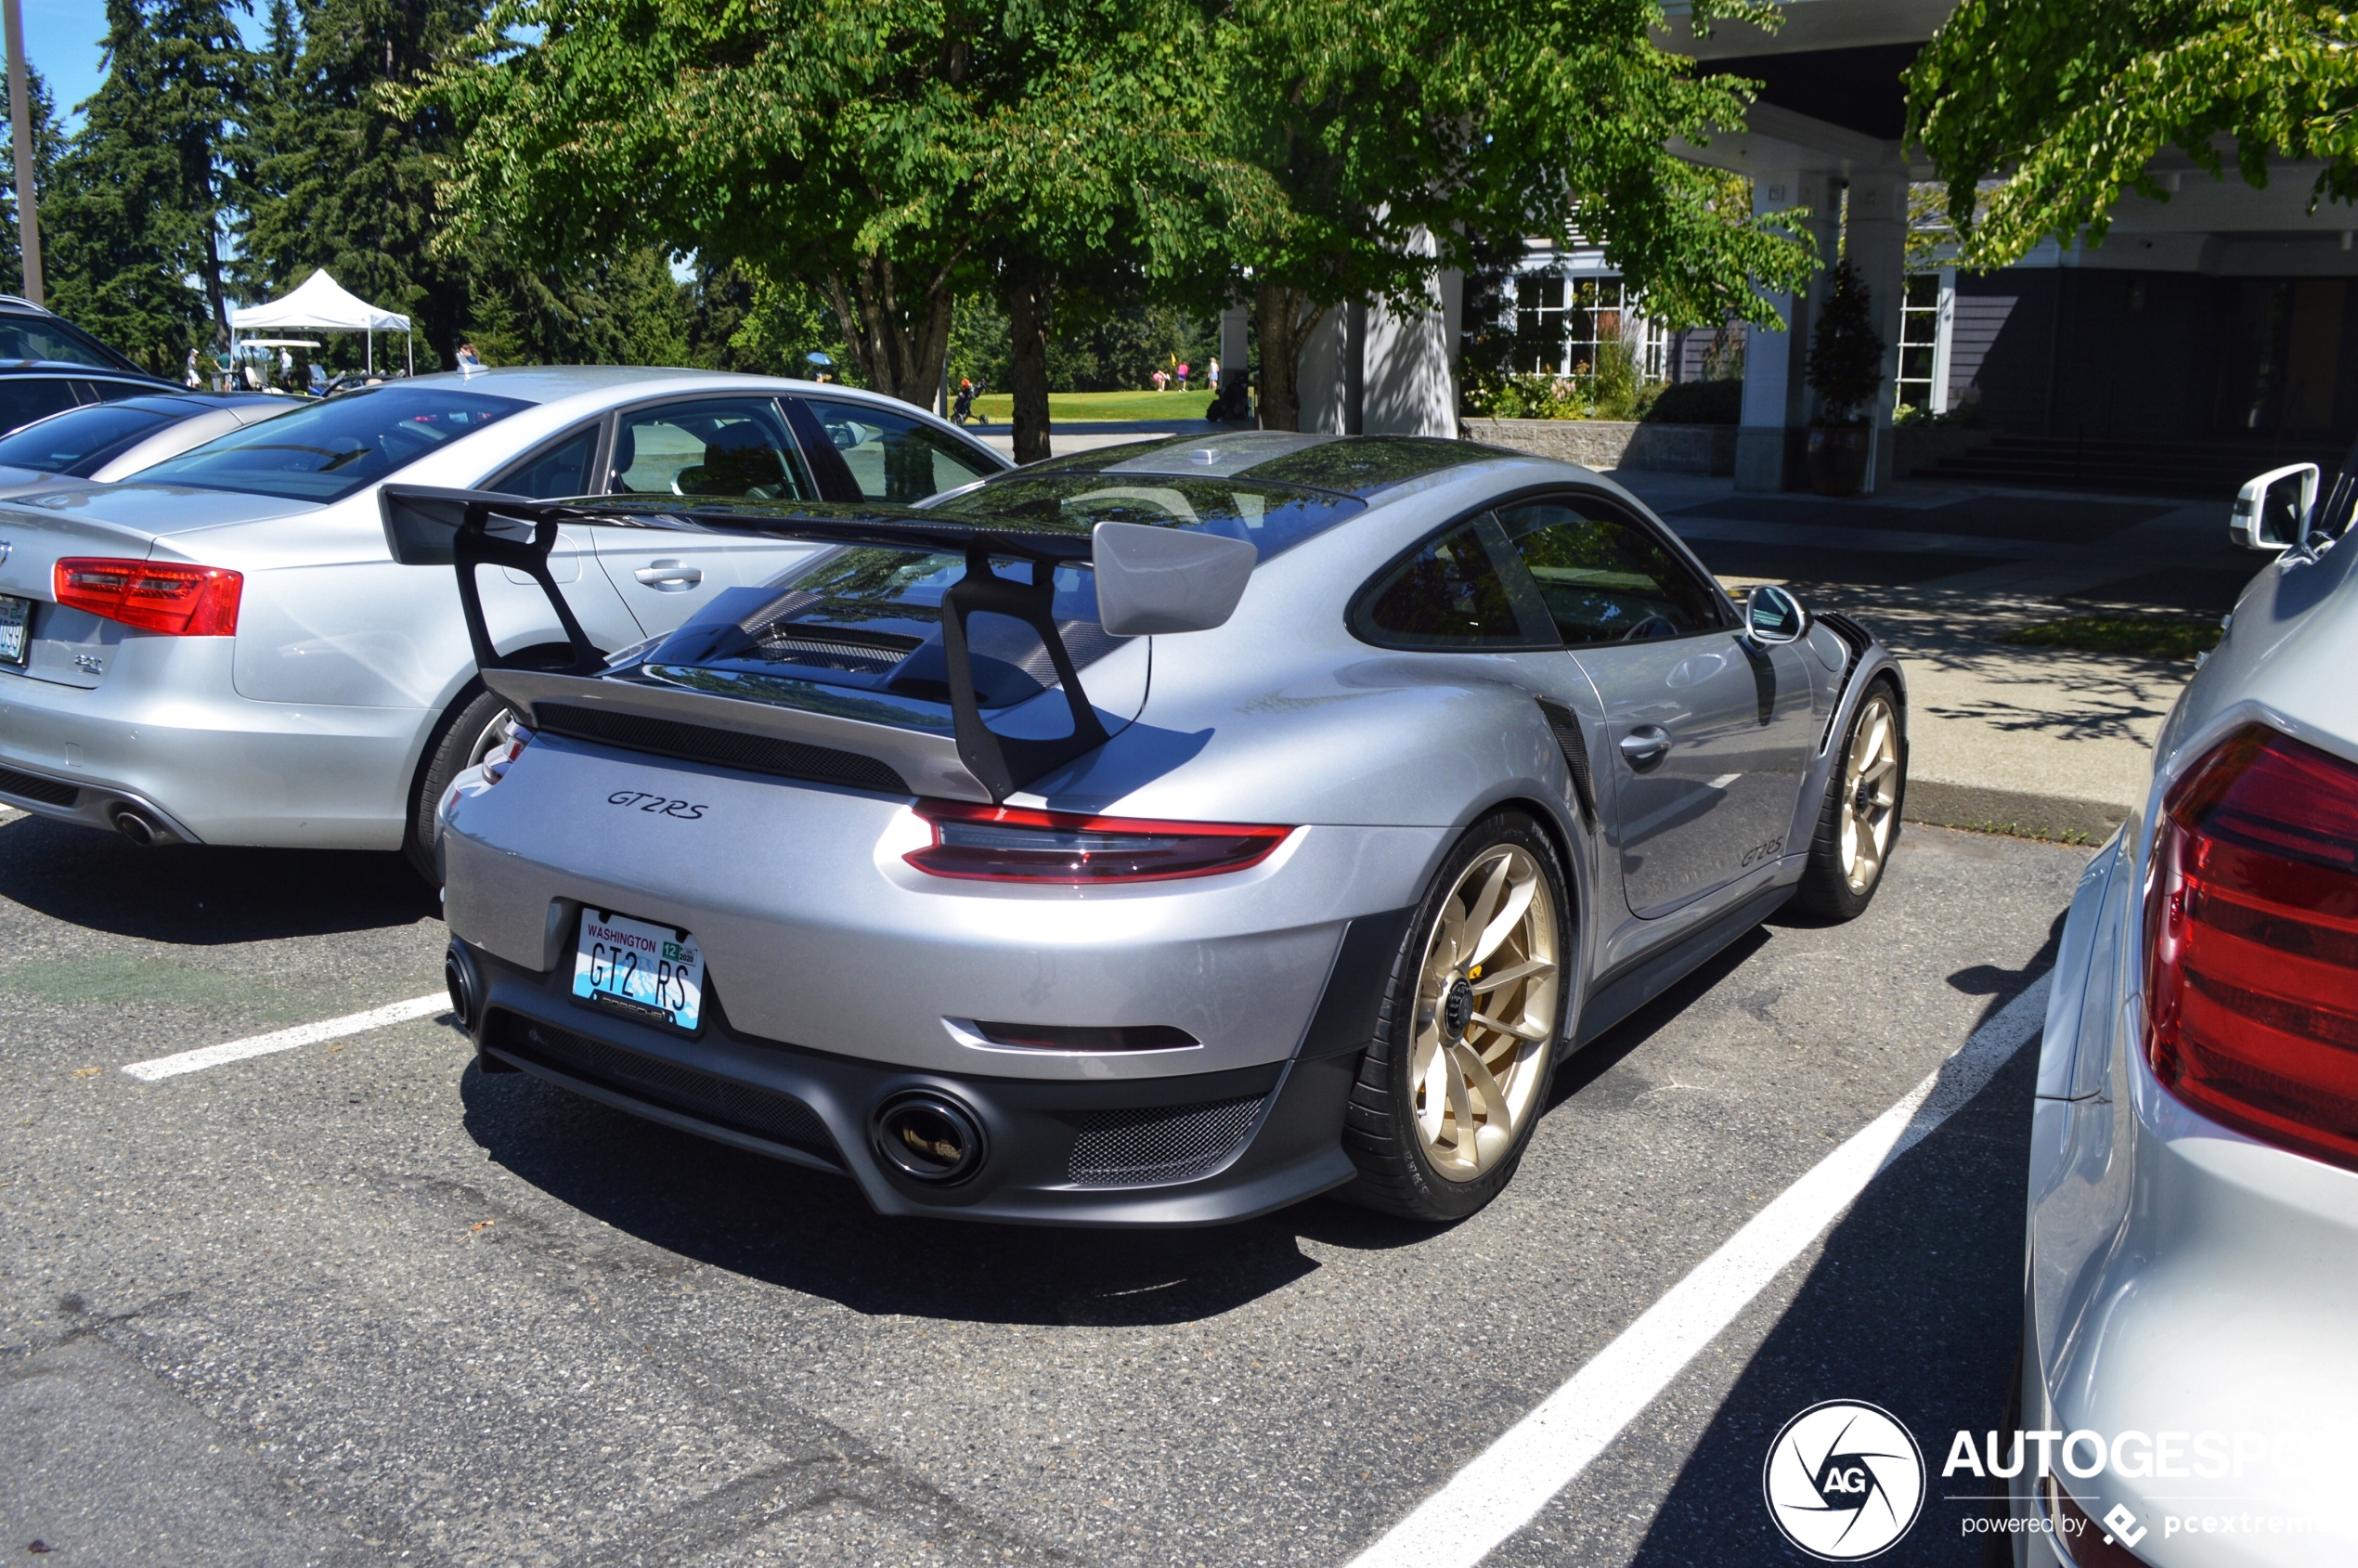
[45,0,250,371]
[1208,0,1816,426]
[1908,0,2358,266]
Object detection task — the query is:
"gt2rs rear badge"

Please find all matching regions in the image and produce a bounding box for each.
[607,790,708,820]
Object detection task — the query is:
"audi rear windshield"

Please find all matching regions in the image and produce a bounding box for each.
[0,402,175,473]
[925,473,1365,560]
[136,386,531,502]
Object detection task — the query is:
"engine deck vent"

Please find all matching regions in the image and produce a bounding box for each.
[531,702,909,795]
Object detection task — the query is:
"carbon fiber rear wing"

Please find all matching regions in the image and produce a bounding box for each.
[378,486,1249,803]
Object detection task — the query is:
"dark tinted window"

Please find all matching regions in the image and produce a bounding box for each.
[135,386,531,502]
[0,402,174,473]
[933,473,1364,561]
[611,397,808,499]
[1496,498,1726,645]
[802,399,994,501]
[0,377,81,436]
[83,379,160,403]
[1354,521,1529,647]
[0,317,129,370]
[495,425,602,499]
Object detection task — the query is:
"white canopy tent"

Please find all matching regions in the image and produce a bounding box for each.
[229,269,412,376]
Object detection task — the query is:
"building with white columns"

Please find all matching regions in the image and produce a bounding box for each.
[1277,0,2358,492]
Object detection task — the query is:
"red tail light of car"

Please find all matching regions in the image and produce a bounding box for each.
[905,800,1291,884]
[54,557,243,636]
[2145,723,2358,1171]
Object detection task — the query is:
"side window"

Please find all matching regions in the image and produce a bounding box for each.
[609,397,810,499]
[1495,497,1728,646]
[492,424,602,499]
[0,377,80,435]
[1352,519,1534,648]
[798,398,995,501]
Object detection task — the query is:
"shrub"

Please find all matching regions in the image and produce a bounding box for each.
[1642,379,1743,424]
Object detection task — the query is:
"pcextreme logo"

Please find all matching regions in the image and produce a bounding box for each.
[1763,1401,1927,1561]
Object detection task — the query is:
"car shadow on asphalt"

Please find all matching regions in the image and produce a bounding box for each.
[1617,1040,2038,1568]
[0,815,440,941]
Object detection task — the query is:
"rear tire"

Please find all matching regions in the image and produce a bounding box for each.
[1792,678,1904,921]
[405,684,518,884]
[1340,810,1571,1222]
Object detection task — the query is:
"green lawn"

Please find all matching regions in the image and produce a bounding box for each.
[1999,615,2223,661]
[967,388,1219,424]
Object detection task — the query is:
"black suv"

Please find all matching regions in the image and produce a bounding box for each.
[0,295,177,434]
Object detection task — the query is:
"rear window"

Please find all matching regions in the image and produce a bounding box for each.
[638,545,1112,716]
[927,473,1363,560]
[136,386,531,502]
[0,402,174,473]
[0,317,130,370]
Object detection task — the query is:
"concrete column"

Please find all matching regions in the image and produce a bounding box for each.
[1845,173,1909,493]
[1297,308,1349,434]
[1362,233,1463,437]
[1736,166,1842,491]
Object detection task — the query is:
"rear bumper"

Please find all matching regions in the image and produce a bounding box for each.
[0,641,421,849]
[463,941,1364,1225]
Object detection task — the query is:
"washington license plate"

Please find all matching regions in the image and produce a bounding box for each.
[572,908,705,1031]
[0,595,28,666]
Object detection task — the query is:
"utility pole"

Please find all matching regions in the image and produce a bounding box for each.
[2,0,38,305]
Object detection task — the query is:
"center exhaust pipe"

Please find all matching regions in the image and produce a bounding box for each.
[873,1091,987,1184]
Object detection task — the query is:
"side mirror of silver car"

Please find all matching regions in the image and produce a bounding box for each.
[2232,462,2318,552]
[1744,583,1807,645]
[1092,521,1256,636]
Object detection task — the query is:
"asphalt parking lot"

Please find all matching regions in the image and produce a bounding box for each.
[0,807,2085,1567]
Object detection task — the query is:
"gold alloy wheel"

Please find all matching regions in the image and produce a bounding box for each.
[1411,845,1561,1182]
[1840,692,1900,895]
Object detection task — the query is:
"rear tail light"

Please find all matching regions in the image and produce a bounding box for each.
[905,799,1291,883]
[54,557,242,635]
[2145,723,2358,1170]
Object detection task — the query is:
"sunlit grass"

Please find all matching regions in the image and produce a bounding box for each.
[1999,615,2222,661]
[966,388,1220,424]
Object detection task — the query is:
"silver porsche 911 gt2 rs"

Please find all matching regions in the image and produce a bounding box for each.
[408,431,1907,1225]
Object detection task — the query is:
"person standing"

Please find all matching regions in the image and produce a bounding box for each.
[457,343,484,371]
[1207,356,1221,392]
[1176,361,1189,391]
[183,347,201,389]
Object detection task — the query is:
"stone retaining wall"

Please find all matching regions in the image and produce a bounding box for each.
[1458,417,1739,475]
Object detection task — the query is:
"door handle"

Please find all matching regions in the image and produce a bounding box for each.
[1619,725,1671,771]
[633,559,703,591]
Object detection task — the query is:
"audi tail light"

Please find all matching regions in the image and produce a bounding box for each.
[905,800,1291,883]
[54,557,243,636]
[2145,723,2358,1170]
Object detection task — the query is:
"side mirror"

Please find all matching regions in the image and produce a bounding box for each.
[1092,521,1256,636]
[1744,583,1807,645]
[2232,462,2318,552]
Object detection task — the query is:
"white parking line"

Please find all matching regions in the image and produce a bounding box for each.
[1347,974,2054,1568]
[120,992,453,1082]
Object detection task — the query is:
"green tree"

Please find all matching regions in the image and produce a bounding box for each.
[239,0,484,369]
[422,0,1204,445]
[0,65,63,298]
[1907,1,2358,266]
[45,0,251,372]
[1208,0,1815,429]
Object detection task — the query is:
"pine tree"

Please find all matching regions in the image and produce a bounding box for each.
[45,0,250,373]
[0,65,64,298]
[240,0,485,371]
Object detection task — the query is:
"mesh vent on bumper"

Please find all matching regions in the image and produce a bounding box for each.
[0,765,79,808]
[1068,1095,1267,1187]
[489,1013,840,1165]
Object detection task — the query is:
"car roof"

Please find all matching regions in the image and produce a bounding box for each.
[0,361,173,381]
[1026,431,1517,499]
[98,393,287,417]
[391,365,920,410]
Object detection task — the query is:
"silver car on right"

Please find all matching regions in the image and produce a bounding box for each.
[2017,451,2358,1565]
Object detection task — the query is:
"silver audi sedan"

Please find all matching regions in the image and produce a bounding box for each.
[2013,452,2358,1565]
[0,367,1004,875]
[422,432,1909,1225]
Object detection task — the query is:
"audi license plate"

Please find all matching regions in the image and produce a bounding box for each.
[0,594,29,667]
[572,908,705,1031]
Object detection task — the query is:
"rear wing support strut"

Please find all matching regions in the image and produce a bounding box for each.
[380,485,1112,801]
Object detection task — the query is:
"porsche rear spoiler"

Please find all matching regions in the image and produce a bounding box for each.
[379,486,1252,803]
